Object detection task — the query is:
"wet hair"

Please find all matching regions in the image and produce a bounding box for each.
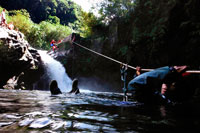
[50,80,62,95]
[50,79,57,86]
[69,78,80,94]
[72,78,78,88]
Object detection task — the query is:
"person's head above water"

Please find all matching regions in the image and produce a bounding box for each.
[50,80,57,87]
[69,78,80,94]
[72,78,78,88]
[50,80,62,95]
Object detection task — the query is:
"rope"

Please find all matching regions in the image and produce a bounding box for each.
[73,42,135,68]
[72,42,200,74]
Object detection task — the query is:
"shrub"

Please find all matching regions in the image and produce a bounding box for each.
[6,8,72,50]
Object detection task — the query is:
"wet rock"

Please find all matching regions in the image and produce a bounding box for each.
[51,121,66,130]
[0,113,22,121]
[4,114,22,119]
[0,122,13,127]
[29,117,52,128]
[25,112,45,117]
[19,118,34,127]
[0,26,45,89]
[25,111,52,118]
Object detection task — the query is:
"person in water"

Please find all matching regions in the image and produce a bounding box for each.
[69,78,80,94]
[120,64,128,93]
[120,64,129,101]
[127,66,189,104]
[50,80,62,95]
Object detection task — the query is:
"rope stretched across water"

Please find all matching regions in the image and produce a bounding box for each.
[73,42,200,74]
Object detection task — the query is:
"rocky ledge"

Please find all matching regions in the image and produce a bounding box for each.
[0,26,44,90]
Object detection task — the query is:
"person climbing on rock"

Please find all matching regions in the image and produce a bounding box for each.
[69,78,80,94]
[8,22,14,30]
[50,39,62,52]
[50,80,62,95]
[50,40,57,51]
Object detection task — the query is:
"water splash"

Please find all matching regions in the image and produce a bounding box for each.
[38,50,72,92]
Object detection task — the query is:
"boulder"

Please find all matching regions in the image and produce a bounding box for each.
[0,26,44,89]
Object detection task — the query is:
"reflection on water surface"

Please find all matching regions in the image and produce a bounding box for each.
[0,89,200,132]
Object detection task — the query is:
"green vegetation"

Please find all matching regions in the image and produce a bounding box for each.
[0,0,85,49]
[6,9,72,49]
[0,0,80,25]
[1,0,200,69]
[76,11,100,38]
[86,0,200,68]
[0,40,3,46]
[0,0,101,49]
[1,0,200,92]
[64,0,200,80]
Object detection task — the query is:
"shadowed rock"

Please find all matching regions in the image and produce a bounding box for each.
[0,26,44,89]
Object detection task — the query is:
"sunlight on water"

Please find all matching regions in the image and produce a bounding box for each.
[0,90,200,132]
[38,50,72,92]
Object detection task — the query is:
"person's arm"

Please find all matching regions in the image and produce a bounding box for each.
[75,88,80,94]
[154,90,173,105]
[161,83,168,95]
[136,66,141,76]
[55,40,62,45]
[133,66,141,78]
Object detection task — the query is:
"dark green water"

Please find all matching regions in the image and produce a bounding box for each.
[0,89,200,132]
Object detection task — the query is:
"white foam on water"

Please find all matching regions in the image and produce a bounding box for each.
[38,50,72,92]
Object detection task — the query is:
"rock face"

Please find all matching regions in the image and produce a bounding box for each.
[0,26,44,89]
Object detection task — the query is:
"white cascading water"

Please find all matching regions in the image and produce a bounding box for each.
[38,50,72,92]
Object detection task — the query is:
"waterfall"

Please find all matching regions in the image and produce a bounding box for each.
[38,50,72,92]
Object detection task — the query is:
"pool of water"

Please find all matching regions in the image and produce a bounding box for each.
[0,89,200,132]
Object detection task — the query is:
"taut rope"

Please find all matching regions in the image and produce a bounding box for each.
[73,42,200,74]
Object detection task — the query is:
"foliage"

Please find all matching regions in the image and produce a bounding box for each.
[38,21,72,49]
[1,0,200,69]
[77,0,200,69]
[0,40,3,46]
[8,13,33,35]
[76,11,100,38]
[47,15,60,24]
[6,8,72,49]
[98,0,136,24]
[0,7,4,12]
[8,9,30,18]
[0,0,81,25]
[118,46,128,56]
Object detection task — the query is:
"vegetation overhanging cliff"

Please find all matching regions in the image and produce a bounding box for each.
[0,0,200,93]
